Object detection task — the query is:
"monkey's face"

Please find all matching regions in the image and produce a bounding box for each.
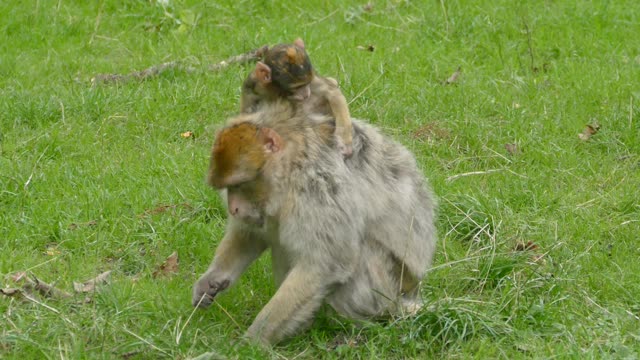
[225,182,267,226]
[265,44,314,96]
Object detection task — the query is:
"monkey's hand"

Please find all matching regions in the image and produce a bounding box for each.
[192,275,230,308]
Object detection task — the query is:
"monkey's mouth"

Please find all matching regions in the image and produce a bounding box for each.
[288,85,311,101]
[234,214,265,227]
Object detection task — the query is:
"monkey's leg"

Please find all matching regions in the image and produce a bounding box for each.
[192,222,267,308]
[245,265,330,345]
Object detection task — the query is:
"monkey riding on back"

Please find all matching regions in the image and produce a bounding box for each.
[193,90,438,345]
[239,38,355,157]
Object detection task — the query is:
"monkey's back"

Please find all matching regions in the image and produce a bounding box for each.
[250,101,437,282]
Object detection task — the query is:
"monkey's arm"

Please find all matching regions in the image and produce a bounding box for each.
[245,264,329,345]
[192,221,267,308]
[246,190,361,345]
[320,78,353,156]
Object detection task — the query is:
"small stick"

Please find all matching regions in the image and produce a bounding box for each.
[446,169,504,182]
[208,46,267,71]
[91,61,186,86]
[91,47,267,86]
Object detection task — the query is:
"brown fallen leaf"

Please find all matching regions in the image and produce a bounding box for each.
[139,202,193,217]
[25,277,73,299]
[153,251,179,278]
[514,241,545,263]
[181,131,194,139]
[327,334,367,351]
[73,271,112,293]
[514,241,539,252]
[0,288,24,298]
[356,44,375,52]
[68,220,97,230]
[9,271,28,283]
[505,143,519,155]
[410,123,450,141]
[120,351,144,360]
[444,66,462,85]
[578,123,600,141]
[45,244,61,256]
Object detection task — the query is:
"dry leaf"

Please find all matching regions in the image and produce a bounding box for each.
[505,143,519,155]
[0,288,23,298]
[444,66,462,85]
[514,241,539,252]
[139,202,192,217]
[356,45,375,52]
[120,351,144,359]
[73,271,112,293]
[45,244,61,256]
[410,123,450,141]
[328,334,367,351]
[153,251,179,278]
[514,241,545,263]
[181,131,194,139]
[578,123,600,141]
[9,271,28,283]
[26,277,73,299]
[68,220,97,230]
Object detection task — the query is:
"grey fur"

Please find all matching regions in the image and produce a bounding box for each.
[193,100,437,344]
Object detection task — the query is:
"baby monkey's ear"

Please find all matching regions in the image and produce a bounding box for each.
[293,38,305,49]
[252,62,272,84]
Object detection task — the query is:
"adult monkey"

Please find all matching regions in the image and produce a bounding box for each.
[192,100,437,345]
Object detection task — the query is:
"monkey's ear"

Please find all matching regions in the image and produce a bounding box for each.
[259,128,283,154]
[293,38,305,49]
[254,62,272,84]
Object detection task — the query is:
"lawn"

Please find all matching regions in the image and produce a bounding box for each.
[1,0,639,359]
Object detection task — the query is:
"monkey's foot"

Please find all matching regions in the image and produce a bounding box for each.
[400,299,424,316]
[336,139,353,158]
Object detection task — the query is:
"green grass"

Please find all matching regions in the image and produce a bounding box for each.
[1,0,639,358]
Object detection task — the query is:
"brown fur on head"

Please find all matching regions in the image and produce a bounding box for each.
[208,122,283,189]
[263,38,314,92]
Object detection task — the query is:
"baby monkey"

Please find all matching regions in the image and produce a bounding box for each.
[240,38,353,157]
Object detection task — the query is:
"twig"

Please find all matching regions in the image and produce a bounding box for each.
[303,9,339,27]
[91,47,267,86]
[446,169,504,182]
[177,295,206,345]
[630,96,634,128]
[208,46,267,71]
[214,300,242,330]
[91,61,187,86]
[123,327,171,357]
[21,291,61,314]
[28,276,73,299]
[440,0,450,34]
[24,144,49,191]
[348,73,383,105]
[522,18,536,71]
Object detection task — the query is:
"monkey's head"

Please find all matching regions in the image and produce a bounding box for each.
[254,38,314,101]
[208,122,283,189]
